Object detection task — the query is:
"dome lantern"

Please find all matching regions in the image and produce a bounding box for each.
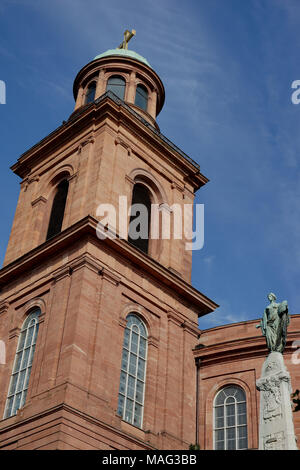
[72,30,165,128]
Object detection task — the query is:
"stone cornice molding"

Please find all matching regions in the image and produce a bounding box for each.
[100,267,121,286]
[0,402,156,449]
[166,311,199,337]
[11,95,208,191]
[171,181,185,193]
[167,310,184,327]
[181,320,201,338]
[52,255,104,282]
[115,137,132,156]
[69,254,103,275]
[77,136,95,154]
[0,216,218,316]
[193,333,300,366]
[52,265,73,283]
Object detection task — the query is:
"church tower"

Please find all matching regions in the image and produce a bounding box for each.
[0,33,217,450]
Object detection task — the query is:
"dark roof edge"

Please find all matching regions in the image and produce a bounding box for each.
[12,91,201,175]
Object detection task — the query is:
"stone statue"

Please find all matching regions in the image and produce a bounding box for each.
[256,293,289,353]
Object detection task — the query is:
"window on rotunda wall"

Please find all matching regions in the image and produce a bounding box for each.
[106,75,126,100]
[135,84,148,111]
[85,82,96,104]
[213,385,248,450]
[3,308,41,419]
[117,314,148,428]
[128,183,152,255]
[46,179,69,241]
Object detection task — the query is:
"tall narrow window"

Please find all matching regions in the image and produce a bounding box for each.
[46,179,69,240]
[4,308,41,419]
[117,314,148,428]
[85,82,96,104]
[135,84,148,111]
[214,385,248,450]
[106,75,126,100]
[128,184,151,254]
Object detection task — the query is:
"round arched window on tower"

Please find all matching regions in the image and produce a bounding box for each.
[106,75,126,100]
[85,82,96,104]
[135,84,148,111]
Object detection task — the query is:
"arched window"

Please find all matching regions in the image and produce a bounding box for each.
[85,82,96,104]
[135,84,148,111]
[213,385,248,450]
[3,308,41,419]
[46,179,69,240]
[106,75,126,100]
[117,314,148,428]
[128,184,152,254]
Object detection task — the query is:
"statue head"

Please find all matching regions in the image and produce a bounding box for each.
[267,292,277,302]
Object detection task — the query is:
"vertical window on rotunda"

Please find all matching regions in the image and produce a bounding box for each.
[117,314,148,428]
[106,75,126,100]
[85,82,96,104]
[135,84,148,111]
[213,385,248,450]
[3,308,41,419]
[46,179,69,241]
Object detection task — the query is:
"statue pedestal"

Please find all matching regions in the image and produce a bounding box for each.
[256,352,298,450]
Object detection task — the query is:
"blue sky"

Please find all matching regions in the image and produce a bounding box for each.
[0,0,300,329]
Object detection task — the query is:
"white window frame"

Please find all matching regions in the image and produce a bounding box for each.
[117,314,148,428]
[3,308,41,419]
[213,385,248,450]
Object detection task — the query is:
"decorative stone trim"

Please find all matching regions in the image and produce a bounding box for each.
[125,175,135,186]
[77,136,95,154]
[171,181,184,193]
[52,255,105,282]
[23,175,40,192]
[167,310,185,327]
[100,267,121,286]
[70,254,104,275]
[181,320,200,338]
[148,335,159,349]
[115,137,132,156]
[168,267,183,278]
[23,297,46,316]
[52,265,73,283]
[67,172,78,182]
[8,327,21,340]
[0,301,9,316]
[31,196,47,207]
[159,203,172,214]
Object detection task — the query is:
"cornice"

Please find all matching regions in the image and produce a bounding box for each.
[0,402,156,450]
[11,93,208,191]
[193,333,300,366]
[0,216,218,317]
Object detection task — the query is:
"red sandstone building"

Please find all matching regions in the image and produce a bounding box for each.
[0,40,299,450]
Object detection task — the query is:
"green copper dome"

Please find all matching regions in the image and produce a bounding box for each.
[94,49,152,68]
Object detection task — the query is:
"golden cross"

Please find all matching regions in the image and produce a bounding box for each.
[118,29,136,50]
